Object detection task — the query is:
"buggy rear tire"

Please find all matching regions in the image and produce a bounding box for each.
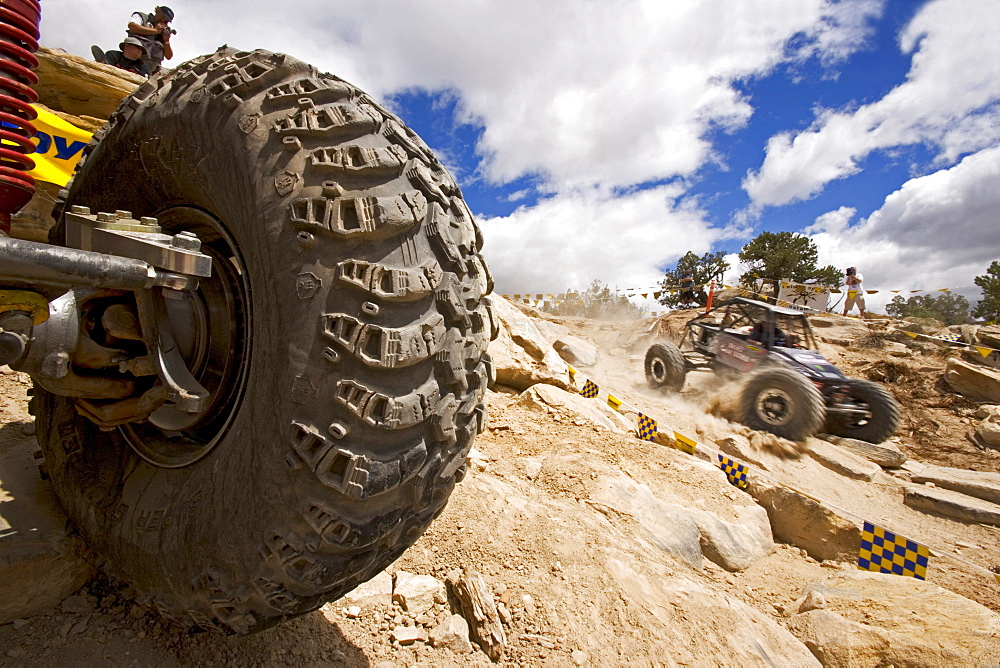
[35,47,494,634]
[645,342,686,392]
[825,379,900,444]
[740,368,824,441]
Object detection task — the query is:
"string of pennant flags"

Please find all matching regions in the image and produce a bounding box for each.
[564,364,1000,586]
[500,278,976,319]
[500,277,967,304]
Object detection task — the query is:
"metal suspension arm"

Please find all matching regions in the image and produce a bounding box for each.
[0,236,199,294]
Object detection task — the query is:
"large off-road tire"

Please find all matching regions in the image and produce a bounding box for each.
[645,342,686,392]
[740,368,824,441]
[35,47,495,634]
[825,379,901,444]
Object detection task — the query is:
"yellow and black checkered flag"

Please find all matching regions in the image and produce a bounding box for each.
[673,431,697,455]
[637,413,657,442]
[858,521,929,580]
[718,454,749,489]
[607,394,623,412]
[579,379,599,399]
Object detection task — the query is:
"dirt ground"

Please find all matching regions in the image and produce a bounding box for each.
[0,306,998,666]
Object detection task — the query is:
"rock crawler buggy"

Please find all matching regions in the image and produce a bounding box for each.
[644,298,900,443]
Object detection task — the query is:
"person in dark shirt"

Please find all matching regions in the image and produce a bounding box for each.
[102,37,152,77]
[127,6,175,74]
[679,269,695,306]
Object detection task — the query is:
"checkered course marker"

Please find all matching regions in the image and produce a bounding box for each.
[937,333,961,342]
[637,413,657,442]
[579,379,599,399]
[858,521,929,580]
[718,454,749,489]
[672,431,697,455]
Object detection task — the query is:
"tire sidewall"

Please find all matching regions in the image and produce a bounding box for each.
[38,49,491,633]
[740,368,824,441]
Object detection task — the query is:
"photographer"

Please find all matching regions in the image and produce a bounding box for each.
[127,6,175,74]
[842,266,866,319]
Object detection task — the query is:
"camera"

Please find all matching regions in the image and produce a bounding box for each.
[846,267,856,276]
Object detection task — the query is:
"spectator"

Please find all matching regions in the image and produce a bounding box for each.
[100,37,152,77]
[679,269,695,306]
[842,266,866,319]
[127,6,175,74]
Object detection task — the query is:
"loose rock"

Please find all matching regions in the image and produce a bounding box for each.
[429,614,473,653]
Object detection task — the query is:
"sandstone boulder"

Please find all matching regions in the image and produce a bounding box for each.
[690,504,774,572]
[944,357,1000,402]
[592,472,774,572]
[429,614,473,653]
[487,296,570,391]
[590,473,703,569]
[903,484,1000,526]
[36,46,144,121]
[553,335,600,367]
[788,571,1000,666]
[817,434,906,468]
[899,317,945,334]
[978,418,1000,449]
[805,438,882,481]
[392,571,446,616]
[0,461,96,624]
[963,344,1000,370]
[747,477,861,562]
[976,324,1000,350]
[531,319,571,346]
[517,384,634,435]
[340,569,393,609]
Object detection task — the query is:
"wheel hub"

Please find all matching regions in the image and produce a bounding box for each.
[755,388,793,426]
[120,207,251,468]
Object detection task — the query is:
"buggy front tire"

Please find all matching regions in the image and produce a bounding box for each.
[645,342,687,392]
[36,47,494,634]
[740,368,824,441]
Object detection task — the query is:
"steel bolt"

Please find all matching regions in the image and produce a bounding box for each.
[170,231,202,252]
[97,212,116,222]
[115,210,133,220]
[140,217,158,226]
[70,205,91,215]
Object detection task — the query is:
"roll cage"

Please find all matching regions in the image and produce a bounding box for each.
[683,297,818,354]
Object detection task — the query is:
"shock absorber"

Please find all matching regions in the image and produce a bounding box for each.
[0,0,41,237]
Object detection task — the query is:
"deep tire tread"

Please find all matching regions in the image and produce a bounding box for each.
[644,342,687,392]
[38,47,492,634]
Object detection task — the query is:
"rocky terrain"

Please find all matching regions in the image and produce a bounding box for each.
[1,47,999,666]
[2,294,1000,665]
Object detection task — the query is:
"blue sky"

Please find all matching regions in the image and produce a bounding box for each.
[44,0,1000,312]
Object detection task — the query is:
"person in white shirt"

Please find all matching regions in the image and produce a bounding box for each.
[843,267,866,319]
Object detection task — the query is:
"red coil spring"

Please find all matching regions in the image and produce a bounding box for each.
[0,0,41,235]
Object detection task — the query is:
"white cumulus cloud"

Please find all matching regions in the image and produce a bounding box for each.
[479,186,737,294]
[807,145,1000,309]
[44,0,880,194]
[744,0,1000,207]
